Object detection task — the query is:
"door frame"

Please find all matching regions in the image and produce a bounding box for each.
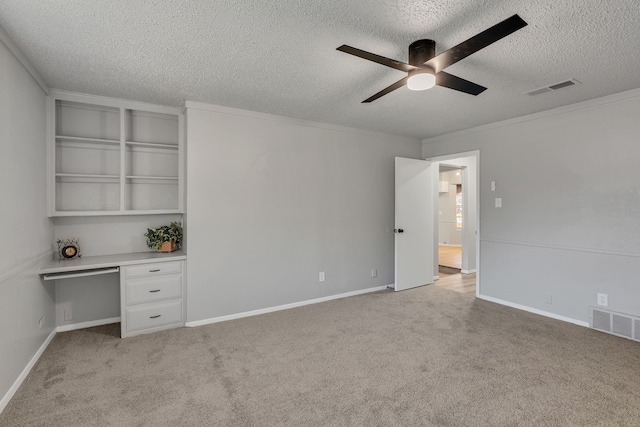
[425,150,480,297]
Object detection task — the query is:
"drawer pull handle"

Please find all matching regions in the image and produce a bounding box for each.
[149,289,161,293]
[149,269,161,273]
[150,315,161,319]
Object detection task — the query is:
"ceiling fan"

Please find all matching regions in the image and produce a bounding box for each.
[337,14,527,103]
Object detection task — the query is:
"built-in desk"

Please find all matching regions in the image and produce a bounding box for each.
[40,250,186,276]
[40,251,187,338]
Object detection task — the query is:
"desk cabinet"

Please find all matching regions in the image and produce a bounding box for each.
[40,251,187,338]
[120,260,185,338]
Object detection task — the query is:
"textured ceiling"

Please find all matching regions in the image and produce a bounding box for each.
[1,0,640,139]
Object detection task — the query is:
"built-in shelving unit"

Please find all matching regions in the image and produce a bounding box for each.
[48,91,184,216]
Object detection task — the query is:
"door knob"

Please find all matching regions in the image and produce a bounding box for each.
[394,228,404,233]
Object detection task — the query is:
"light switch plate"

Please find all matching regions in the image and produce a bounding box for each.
[491,181,496,191]
[495,198,502,208]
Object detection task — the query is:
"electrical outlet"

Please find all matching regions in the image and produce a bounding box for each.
[39,316,45,329]
[319,272,325,282]
[371,269,377,278]
[597,293,608,307]
[64,309,72,321]
[495,198,502,208]
[544,294,552,304]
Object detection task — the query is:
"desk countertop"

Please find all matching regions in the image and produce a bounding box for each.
[39,250,187,274]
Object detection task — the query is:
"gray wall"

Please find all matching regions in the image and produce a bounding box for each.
[422,89,640,323]
[186,104,421,322]
[0,35,54,406]
[53,214,182,326]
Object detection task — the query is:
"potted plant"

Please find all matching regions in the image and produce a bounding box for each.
[144,222,183,253]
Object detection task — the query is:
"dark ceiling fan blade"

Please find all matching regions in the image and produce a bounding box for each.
[424,14,527,73]
[337,45,418,73]
[362,76,409,103]
[436,71,487,95]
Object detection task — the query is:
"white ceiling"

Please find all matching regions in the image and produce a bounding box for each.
[1,0,640,139]
[439,164,461,173]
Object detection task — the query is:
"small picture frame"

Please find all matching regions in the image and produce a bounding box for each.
[56,238,81,260]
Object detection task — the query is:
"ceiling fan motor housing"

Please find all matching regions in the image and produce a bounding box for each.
[408,39,435,67]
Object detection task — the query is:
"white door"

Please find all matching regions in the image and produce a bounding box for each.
[394,157,434,291]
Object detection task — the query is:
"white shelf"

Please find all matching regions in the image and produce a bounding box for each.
[56,135,120,145]
[49,91,184,217]
[51,209,182,217]
[56,173,119,179]
[126,175,179,180]
[126,141,178,149]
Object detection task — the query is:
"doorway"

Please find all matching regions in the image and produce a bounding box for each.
[427,152,479,296]
[437,164,463,270]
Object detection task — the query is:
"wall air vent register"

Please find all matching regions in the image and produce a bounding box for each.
[590,306,640,342]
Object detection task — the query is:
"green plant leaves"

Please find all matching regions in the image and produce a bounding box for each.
[144,221,183,250]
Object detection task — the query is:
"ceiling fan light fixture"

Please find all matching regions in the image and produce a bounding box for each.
[407,70,436,91]
[337,14,527,102]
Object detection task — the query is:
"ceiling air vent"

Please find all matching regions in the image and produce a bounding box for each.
[526,79,581,96]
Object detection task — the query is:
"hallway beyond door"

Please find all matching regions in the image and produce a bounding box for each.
[438,245,461,270]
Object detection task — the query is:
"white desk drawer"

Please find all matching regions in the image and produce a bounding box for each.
[124,261,182,279]
[126,275,182,305]
[125,300,182,333]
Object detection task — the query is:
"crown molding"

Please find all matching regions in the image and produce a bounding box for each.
[0,23,49,95]
[185,101,420,145]
[422,87,640,145]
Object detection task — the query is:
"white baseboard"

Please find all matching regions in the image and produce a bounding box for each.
[1,317,123,414]
[438,243,462,247]
[0,329,57,414]
[1,316,123,414]
[477,294,589,327]
[186,285,390,328]
[56,317,121,332]
[461,269,476,274]
[433,275,440,281]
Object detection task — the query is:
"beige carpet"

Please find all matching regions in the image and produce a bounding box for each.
[2,285,640,426]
